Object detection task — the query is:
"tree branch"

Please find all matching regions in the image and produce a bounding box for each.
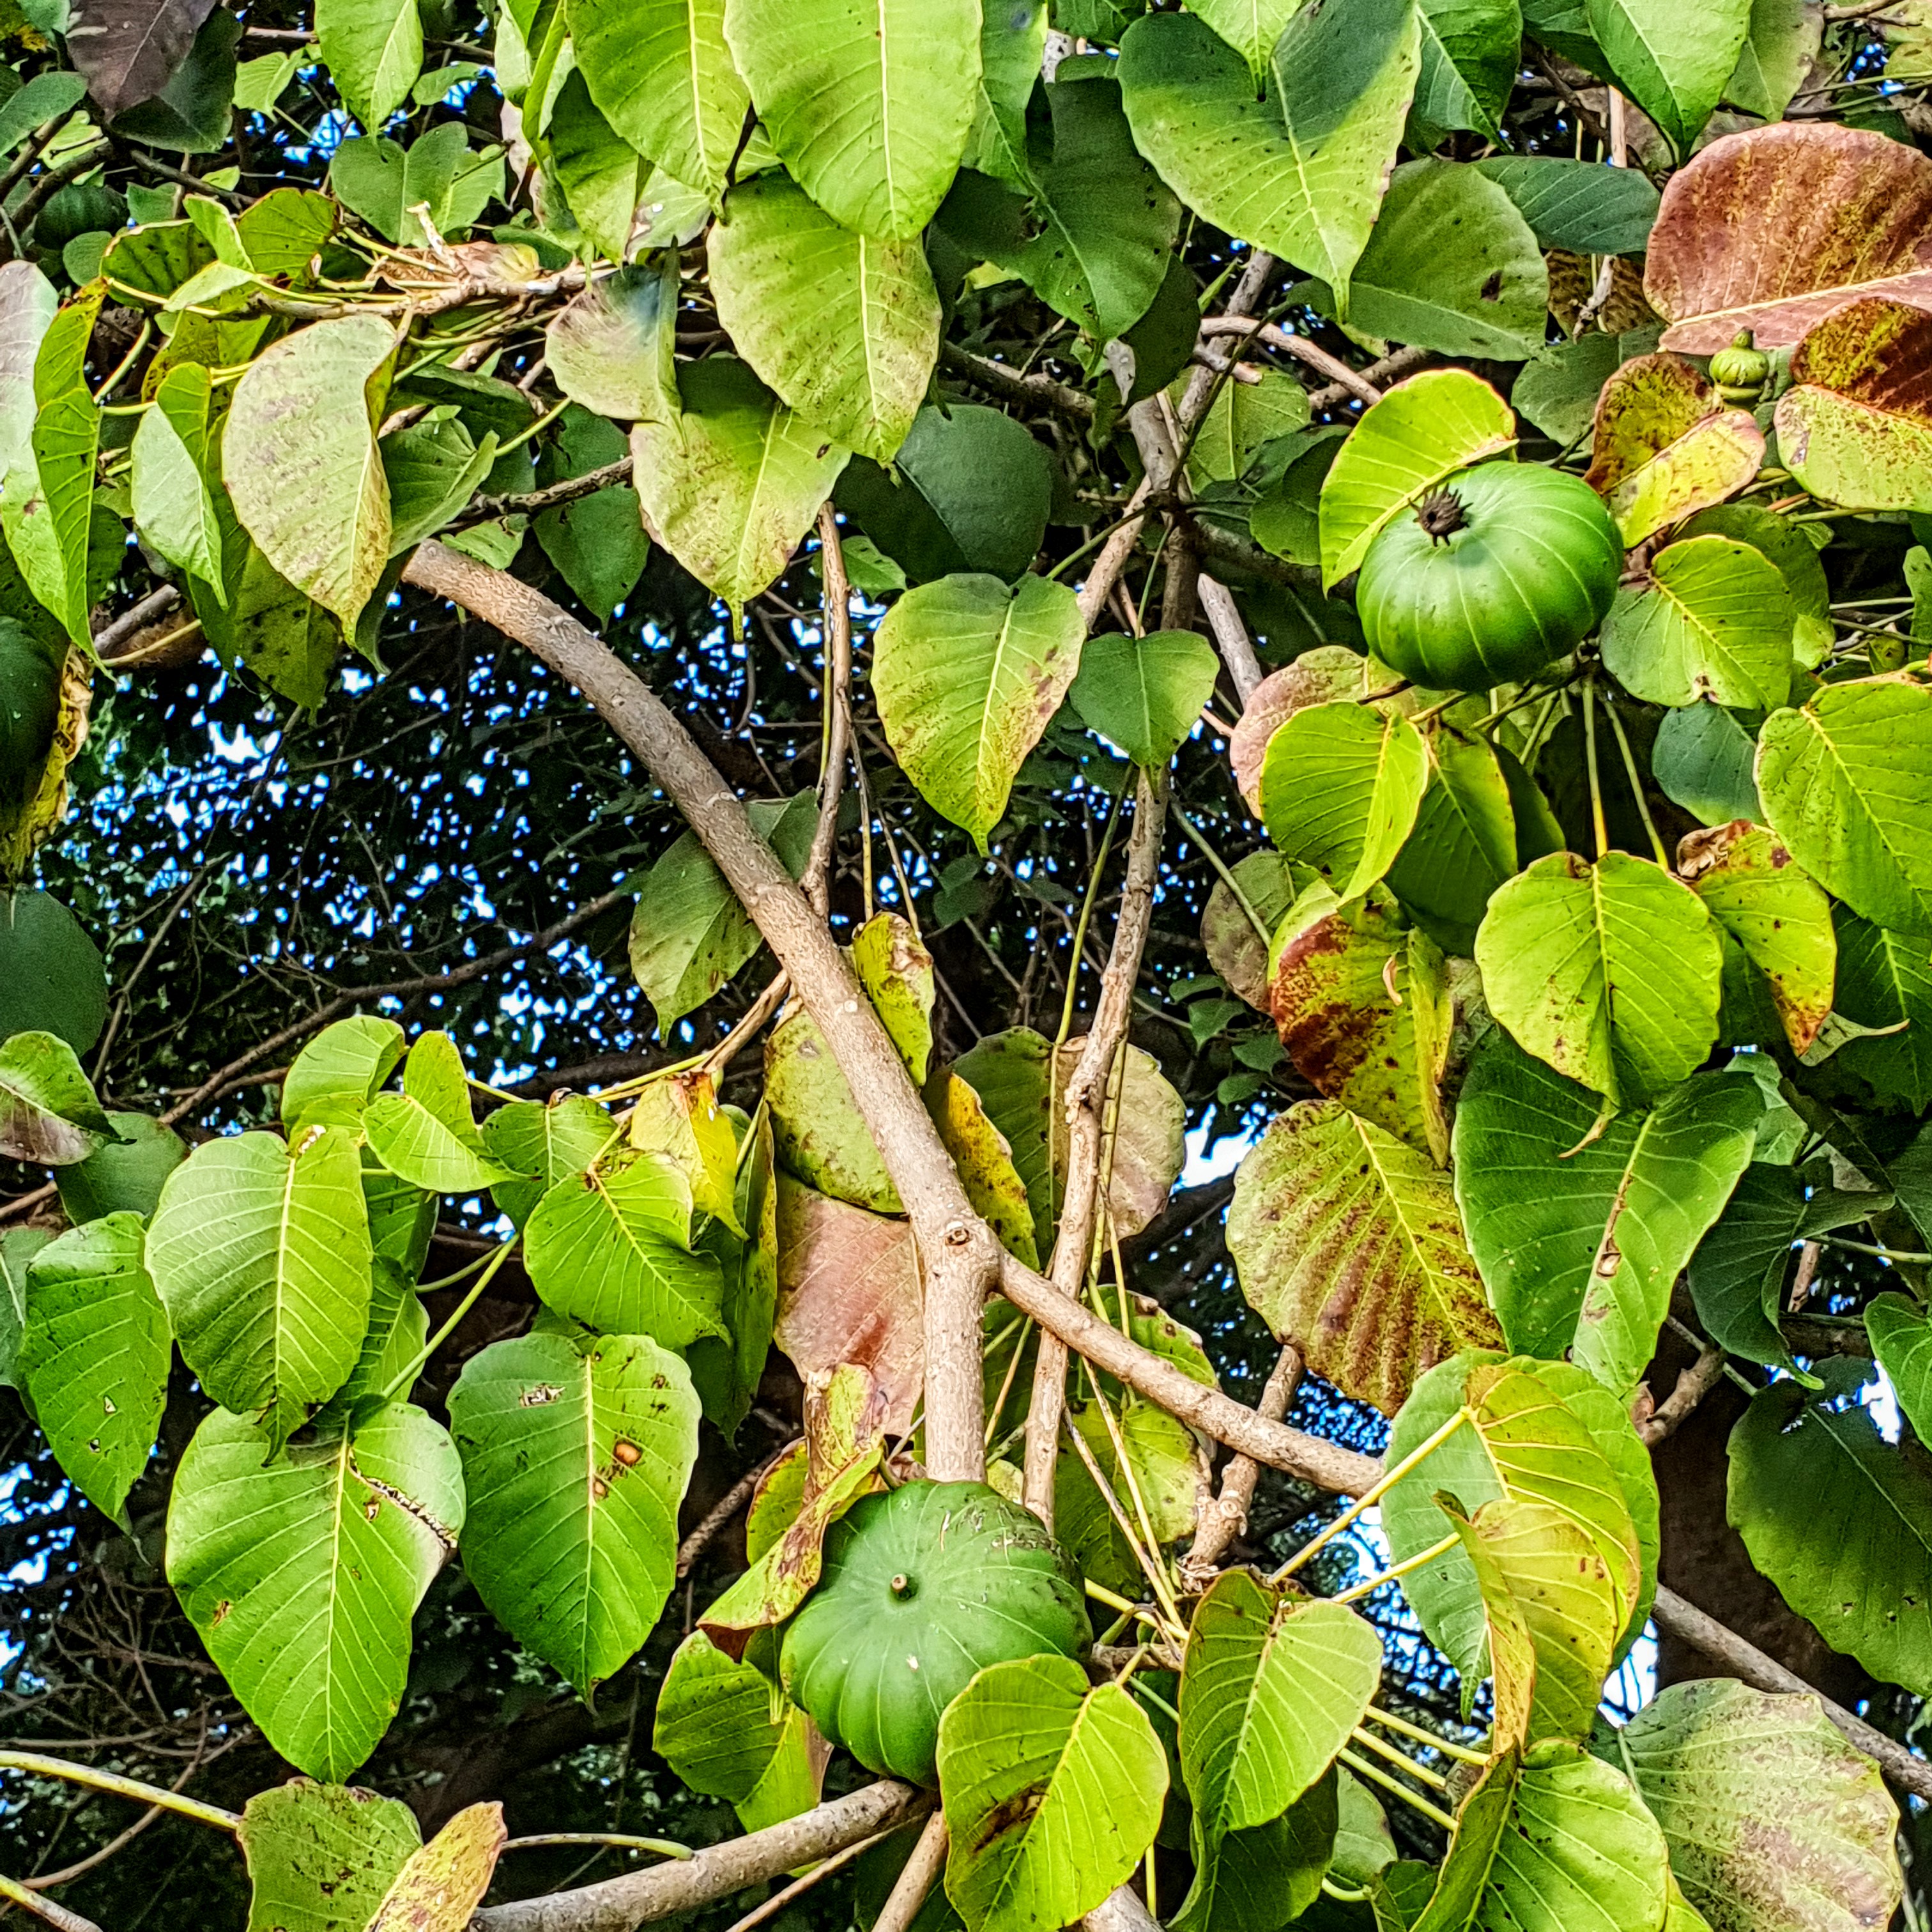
[470,1781,930,1932]
[1179,1343,1302,1586]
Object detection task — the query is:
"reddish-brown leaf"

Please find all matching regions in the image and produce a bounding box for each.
[65,0,215,122]
[1774,296,1932,510]
[772,1176,923,1437]
[1645,122,1932,352]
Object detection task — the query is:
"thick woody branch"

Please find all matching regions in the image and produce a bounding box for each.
[871,1811,949,1932]
[471,1781,930,1932]
[401,540,996,1479]
[1021,769,1169,1523]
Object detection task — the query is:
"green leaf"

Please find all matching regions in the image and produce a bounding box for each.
[1318,368,1515,586]
[131,362,226,598]
[1757,680,1932,939]
[363,1804,505,1932]
[0,888,106,1055]
[851,911,935,1087]
[1868,1291,1932,1446]
[654,1630,821,1830]
[1411,1753,1516,1932]
[1068,631,1220,770]
[0,75,88,160]
[316,1255,428,1425]
[939,72,1180,343]
[549,70,645,261]
[1601,537,1792,712]
[534,406,651,624]
[1386,724,1520,955]
[1728,1366,1932,1695]
[1117,3,1420,313]
[570,0,749,204]
[1381,1354,1643,1695]
[364,1031,518,1194]
[1176,1775,1338,1932]
[20,1214,169,1517]
[146,1126,374,1450]
[1227,1100,1501,1416]
[0,1029,116,1165]
[523,1152,726,1348]
[3,383,100,646]
[873,572,1085,853]
[1611,1678,1903,1932]
[1185,371,1312,493]
[723,0,979,240]
[627,792,816,1034]
[1585,0,1751,154]
[0,1230,47,1390]
[1653,703,1762,829]
[1686,1162,1866,1379]
[1188,0,1300,82]
[1268,891,1452,1160]
[709,173,939,463]
[168,1400,461,1781]
[1475,849,1722,1106]
[1259,700,1429,901]
[1412,0,1522,141]
[1304,159,1547,361]
[834,402,1054,586]
[963,0,1046,188]
[238,1779,422,1932]
[765,1010,901,1214]
[382,411,498,556]
[223,314,395,631]
[482,1093,617,1231]
[448,1329,699,1693]
[280,1020,406,1139]
[1474,157,1659,256]
[1832,908,1932,1107]
[317,0,422,129]
[329,125,505,246]
[630,356,848,622]
[1680,820,1836,1056]
[544,258,678,430]
[1680,502,1833,668]
[691,1107,779,1439]
[0,263,57,495]
[55,1110,187,1224]
[109,6,241,153]
[1453,1033,1759,1393]
[1726,0,1821,121]
[197,544,345,713]
[938,1653,1168,1932]
[1177,1570,1379,1905]
[1481,1740,1670,1931]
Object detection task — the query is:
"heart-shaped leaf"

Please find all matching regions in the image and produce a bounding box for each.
[1600,536,1792,712]
[449,1330,700,1693]
[1068,629,1222,770]
[281,1016,406,1137]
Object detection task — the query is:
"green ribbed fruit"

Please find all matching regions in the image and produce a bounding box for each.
[1356,462,1623,691]
[779,1480,1089,1786]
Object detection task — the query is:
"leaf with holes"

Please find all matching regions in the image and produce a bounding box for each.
[167,1400,463,1781]
[1319,369,1515,586]
[147,1126,373,1450]
[449,1331,698,1694]
[873,572,1085,854]
[1584,355,1764,548]
[1756,680,1932,939]
[938,1654,1167,1932]
[20,1214,168,1519]
[1452,1034,1759,1395]
[1227,1100,1502,1417]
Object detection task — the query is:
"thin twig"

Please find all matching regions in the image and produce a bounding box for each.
[676,1451,785,1579]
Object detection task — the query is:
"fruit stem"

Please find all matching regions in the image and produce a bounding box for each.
[1600,691,1669,868]
[1581,677,1609,860]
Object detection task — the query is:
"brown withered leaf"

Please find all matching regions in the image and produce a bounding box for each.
[65,0,214,121]
[364,1803,507,1932]
[1269,894,1452,1162]
[1228,646,1376,813]
[1051,1038,1186,1240]
[1774,296,1932,510]
[1583,353,1764,545]
[1646,121,1932,352]
[1203,851,1307,1011]
[772,1176,923,1438]
[1225,1099,1500,1416]
[700,1360,885,1657]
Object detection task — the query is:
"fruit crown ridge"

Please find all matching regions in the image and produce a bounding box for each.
[1414,488,1469,544]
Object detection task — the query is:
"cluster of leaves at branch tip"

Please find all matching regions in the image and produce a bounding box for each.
[12,0,1932,1926]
